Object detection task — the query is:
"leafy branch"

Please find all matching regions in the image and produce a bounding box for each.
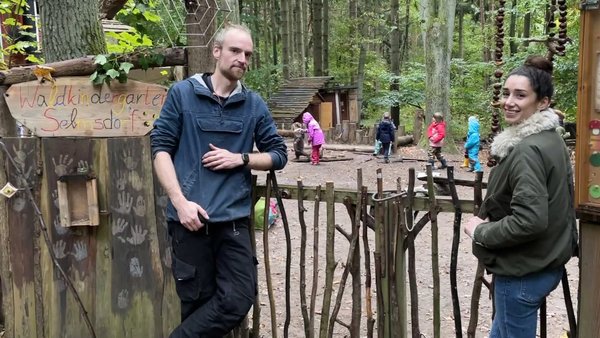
[89,49,165,85]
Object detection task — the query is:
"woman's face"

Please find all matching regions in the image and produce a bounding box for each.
[501,75,549,125]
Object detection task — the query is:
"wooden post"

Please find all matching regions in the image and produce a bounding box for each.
[426,165,440,338]
[319,182,336,338]
[574,5,600,338]
[0,86,16,137]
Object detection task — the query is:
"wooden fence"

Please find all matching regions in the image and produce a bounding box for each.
[0,136,576,337]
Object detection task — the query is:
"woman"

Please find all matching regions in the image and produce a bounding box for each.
[463,56,578,338]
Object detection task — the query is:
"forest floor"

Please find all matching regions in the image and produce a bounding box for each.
[251,142,577,338]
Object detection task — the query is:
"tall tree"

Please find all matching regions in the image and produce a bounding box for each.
[294,0,306,76]
[509,0,518,55]
[419,0,457,147]
[39,0,107,63]
[322,0,329,75]
[312,0,323,75]
[184,1,216,76]
[281,0,290,78]
[389,0,400,127]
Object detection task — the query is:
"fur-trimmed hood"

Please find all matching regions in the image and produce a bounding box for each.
[491,109,559,160]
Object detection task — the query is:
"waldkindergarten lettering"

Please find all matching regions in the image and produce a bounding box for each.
[16,83,167,133]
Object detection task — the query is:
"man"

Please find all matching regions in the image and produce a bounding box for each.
[150,24,287,337]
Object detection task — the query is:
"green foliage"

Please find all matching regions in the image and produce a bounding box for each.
[90,50,164,85]
[115,0,186,47]
[243,64,284,99]
[0,0,43,69]
[106,31,154,53]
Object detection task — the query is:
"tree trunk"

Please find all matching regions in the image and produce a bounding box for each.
[281,0,290,79]
[302,0,309,74]
[322,0,329,75]
[420,0,457,151]
[98,0,128,20]
[348,0,357,83]
[271,0,279,65]
[184,1,216,76]
[294,0,306,76]
[312,0,323,76]
[457,3,464,59]
[509,0,518,55]
[523,12,531,47]
[252,0,261,69]
[39,0,107,63]
[389,0,400,127]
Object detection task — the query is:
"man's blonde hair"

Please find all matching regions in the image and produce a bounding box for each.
[213,23,252,48]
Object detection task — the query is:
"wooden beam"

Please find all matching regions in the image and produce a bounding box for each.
[255,184,476,214]
[0,48,186,86]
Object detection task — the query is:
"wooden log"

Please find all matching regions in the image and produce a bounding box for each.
[0,48,186,85]
[277,129,296,138]
[361,187,375,338]
[397,135,414,146]
[407,169,421,338]
[348,122,357,144]
[341,120,350,143]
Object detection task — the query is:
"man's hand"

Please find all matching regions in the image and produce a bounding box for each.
[202,143,243,170]
[464,216,487,239]
[173,198,209,231]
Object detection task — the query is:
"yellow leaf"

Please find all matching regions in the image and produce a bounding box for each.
[32,65,55,83]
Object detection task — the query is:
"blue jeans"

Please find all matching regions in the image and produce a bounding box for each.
[490,267,564,338]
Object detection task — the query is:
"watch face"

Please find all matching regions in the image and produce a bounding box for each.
[243,153,249,165]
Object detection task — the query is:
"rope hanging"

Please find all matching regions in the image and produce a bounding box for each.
[487,0,569,167]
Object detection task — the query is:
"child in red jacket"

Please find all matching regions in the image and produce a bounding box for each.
[427,112,448,169]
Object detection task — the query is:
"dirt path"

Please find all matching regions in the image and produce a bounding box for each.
[252,145,578,338]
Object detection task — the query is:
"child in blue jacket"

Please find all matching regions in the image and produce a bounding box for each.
[376,112,395,163]
[464,116,482,172]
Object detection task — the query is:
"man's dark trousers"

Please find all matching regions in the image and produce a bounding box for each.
[168,218,256,338]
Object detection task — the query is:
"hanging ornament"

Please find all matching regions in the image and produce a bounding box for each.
[0,182,19,198]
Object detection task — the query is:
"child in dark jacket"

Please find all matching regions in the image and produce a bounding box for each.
[376,112,395,163]
[427,112,448,169]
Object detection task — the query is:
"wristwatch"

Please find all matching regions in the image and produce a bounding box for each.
[241,153,250,166]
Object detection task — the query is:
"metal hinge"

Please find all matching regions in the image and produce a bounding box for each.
[581,0,599,10]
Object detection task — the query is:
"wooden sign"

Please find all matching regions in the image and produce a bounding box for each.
[4,76,168,137]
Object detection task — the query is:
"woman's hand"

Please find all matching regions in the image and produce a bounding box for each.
[464,216,487,239]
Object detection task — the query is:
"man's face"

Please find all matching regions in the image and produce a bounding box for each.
[213,29,253,81]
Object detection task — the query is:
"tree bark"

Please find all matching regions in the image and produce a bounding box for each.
[294,0,306,76]
[281,0,290,79]
[509,0,518,55]
[523,12,531,47]
[98,0,128,20]
[312,0,323,76]
[419,0,457,147]
[322,0,329,75]
[389,0,400,127]
[39,0,107,63]
[185,1,216,76]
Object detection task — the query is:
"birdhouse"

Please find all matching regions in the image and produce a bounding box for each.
[56,171,99,227]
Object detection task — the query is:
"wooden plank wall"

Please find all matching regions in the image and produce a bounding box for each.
[0,137,42,338]
[0,136,178,338]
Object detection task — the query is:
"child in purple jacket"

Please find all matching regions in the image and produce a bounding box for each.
[302,112,325,165]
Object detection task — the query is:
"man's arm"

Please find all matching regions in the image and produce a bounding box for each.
[154,151,209,231]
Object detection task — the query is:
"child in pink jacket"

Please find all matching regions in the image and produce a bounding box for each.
[426,112,448,169]
[302,112,325,165]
